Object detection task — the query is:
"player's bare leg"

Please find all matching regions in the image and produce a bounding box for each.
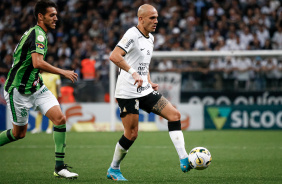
[153,96,192,173]
[107,113,138,181]
[45,105,78,179]
[0,124,27,146]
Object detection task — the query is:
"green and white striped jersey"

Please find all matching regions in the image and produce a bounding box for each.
[5,25,48,94]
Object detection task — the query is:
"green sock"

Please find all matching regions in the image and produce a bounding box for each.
[0,129,17,146]
[53,124,66,168]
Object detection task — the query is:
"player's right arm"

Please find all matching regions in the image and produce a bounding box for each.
[109,47,143,88]
[31,53,78,83]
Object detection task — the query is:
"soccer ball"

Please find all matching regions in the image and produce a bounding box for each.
[188,147,212,170]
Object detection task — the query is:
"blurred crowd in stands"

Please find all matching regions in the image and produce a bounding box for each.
[1,0,282,101]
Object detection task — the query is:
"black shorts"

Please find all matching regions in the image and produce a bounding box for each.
[117,91,162,118]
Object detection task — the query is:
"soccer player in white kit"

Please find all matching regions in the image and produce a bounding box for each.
[106,4,192,181]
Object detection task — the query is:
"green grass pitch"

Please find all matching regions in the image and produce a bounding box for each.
[0,130,282,184]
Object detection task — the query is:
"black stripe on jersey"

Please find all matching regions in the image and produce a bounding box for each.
[117,45,127,55]
[18,30,37,93]
[135,26,149,39]
[19,64,35,93]
[5,33,31,92]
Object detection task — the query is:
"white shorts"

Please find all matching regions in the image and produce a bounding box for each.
[4,85,59,126]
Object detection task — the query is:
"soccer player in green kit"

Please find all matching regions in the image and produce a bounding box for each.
[0,0,78,179]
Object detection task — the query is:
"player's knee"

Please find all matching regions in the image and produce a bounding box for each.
[131,132,138,141]
[128,130,138,141]
[54,115,66,125]
[167,110,181,122]
[14,132,26,139]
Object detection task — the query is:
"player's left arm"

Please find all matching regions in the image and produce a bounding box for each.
[148,71,158,91]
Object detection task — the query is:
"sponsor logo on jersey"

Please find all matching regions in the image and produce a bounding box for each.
[137,83,151,93]
[33,77,40,86]
[37,35,45,42]
[125,39,134,49]
[36,43,45,49]
[137,63,149,75]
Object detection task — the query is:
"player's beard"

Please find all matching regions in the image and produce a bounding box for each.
[43,17,56,31]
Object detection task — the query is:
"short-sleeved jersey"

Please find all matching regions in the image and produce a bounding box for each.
[41,72,61,98]
[115,26,154,99]
[5,25,48,94]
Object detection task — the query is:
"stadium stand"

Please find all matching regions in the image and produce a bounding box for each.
[0,0,282,102]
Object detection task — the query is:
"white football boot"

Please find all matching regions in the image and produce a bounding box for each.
[54,164,78,179]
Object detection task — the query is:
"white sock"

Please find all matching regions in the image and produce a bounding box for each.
[169,130,188,160]
[110,142,128,169]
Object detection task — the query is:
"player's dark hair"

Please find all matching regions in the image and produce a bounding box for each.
[34,0,57,20]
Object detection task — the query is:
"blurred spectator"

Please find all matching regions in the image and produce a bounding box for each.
[96,56,110,93]
[58,42,72,58]
[81,57,96,81]
[234,57,252,90]
[208,58,224,90]
[222,56,237,90]
[0,53,12,78]
[272,26,282,49]
[264,58,279,90]
[183,61,208,90]
[194,34,210,50]
[207,1,225,17]
[70,57,82,81]
[256,24,270,47]
[239,26,254,49]
[250,35,262,50]
[262,39,272,50]
[157,59,174,72]
[155,27,166,49]
[252,56,266,90]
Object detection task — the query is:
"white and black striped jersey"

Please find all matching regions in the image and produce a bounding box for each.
[115,26,154,99]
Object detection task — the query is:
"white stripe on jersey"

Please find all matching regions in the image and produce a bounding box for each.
[115,26,154,99]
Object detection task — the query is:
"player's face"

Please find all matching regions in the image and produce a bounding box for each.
[143,9,158,33]
[43,7,58,30]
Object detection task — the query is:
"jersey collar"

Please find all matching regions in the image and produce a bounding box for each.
[36,25,47,35]
[135,26,149,39]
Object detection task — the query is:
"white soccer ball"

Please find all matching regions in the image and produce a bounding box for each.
[188,147,212,170]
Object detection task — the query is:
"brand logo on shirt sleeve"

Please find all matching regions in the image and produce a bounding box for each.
[36,43,45,49]
[125,39,134,49]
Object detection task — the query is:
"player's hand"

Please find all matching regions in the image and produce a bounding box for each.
[62,70,78,83]
[132,72,143,88]
[150,82,158,91]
